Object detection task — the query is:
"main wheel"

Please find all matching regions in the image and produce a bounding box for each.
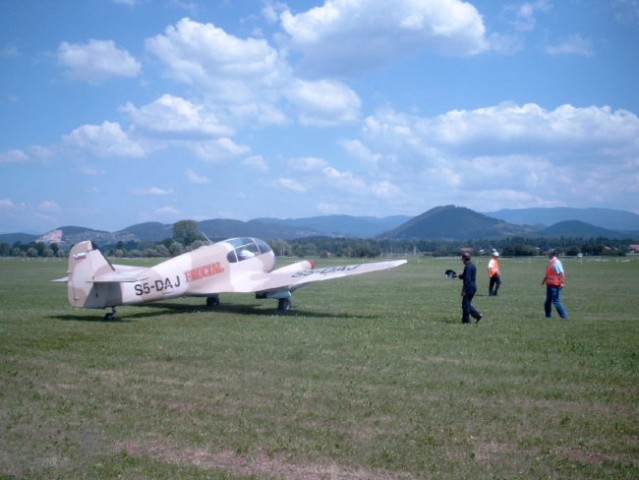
[206,295,220,308]
[277,298,291,312]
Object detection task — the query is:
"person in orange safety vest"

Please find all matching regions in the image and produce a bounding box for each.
[487,251,501,296]
[541,249,569,319]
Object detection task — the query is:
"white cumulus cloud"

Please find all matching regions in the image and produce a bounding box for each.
[122,94,233,138]
[185,168,210,184]
[38,200,61,213]
[0,149,29,164]
[131,187,173,196]
[144,17,362,128]
[243,155,269,172]
[279,0,488,76]
[57,39,141,83]
[357,103,639,212]
[189,137,250,162]
[545,34,594,57]
[276,177,307,193]
[287,79,361,126]
[0,198,27,210]
[504,0,551,32]
[63,121,147,158]
[145,18,287,102]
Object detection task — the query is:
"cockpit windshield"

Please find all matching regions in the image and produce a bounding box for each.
[226,237,272,263]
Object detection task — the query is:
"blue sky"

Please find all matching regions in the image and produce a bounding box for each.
[1,0,638,233]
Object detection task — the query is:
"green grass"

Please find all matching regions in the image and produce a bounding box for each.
[1,255,638,479]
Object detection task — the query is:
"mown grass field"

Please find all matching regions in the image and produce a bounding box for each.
[1,255,638,479]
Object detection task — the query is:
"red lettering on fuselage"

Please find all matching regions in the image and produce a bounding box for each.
[185,262,225,283]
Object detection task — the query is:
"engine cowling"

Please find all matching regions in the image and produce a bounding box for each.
[270,260,316,274]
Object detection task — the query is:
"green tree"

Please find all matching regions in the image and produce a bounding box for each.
[168,241,184,257]
[269,239,293,256]
[172,220,204,246]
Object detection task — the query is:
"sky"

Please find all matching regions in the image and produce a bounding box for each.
[1,0,638,234]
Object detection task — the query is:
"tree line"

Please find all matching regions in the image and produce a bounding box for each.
[1,235,633,259]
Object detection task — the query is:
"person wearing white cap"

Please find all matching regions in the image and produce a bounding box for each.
[541,249,569,319]
[487,251,501,296]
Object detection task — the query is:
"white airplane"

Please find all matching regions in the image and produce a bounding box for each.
[57,237,406,320]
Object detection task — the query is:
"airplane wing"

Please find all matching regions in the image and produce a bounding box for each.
[251,259,407,294]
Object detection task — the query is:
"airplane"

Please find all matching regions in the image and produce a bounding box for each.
[56,237,407,320]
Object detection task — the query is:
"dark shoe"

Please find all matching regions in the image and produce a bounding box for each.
[476,314,482,323]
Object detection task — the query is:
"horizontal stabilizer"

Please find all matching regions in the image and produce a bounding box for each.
[91,273,144,283]
[91,265,148,283]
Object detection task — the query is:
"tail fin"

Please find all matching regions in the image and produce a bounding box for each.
[67,241,121,308]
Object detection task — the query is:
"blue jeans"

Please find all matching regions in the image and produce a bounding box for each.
[462,291,481,323]
[545,286,568,319]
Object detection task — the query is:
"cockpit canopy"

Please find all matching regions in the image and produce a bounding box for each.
[225,237,273,263]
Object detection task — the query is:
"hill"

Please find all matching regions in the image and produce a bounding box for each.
[198,219,320,241]
[19,219,326,250]
[0,232,39,245]
[486,207,639,231]
[540,220,627,239]
[35,226,138,249]
[380,205,537,240]
[118,222,173,242]
[256,215,410,239]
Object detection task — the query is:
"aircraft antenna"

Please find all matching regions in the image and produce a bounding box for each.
[201,231,213,245]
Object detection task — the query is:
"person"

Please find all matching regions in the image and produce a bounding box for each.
[487,251,501,296]
[541,249,569,319]
[459,252,482,324]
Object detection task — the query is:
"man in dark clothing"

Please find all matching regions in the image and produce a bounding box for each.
[459,252,482,324]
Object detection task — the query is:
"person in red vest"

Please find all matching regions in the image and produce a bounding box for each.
[487,251,501,296]
[541,249,569,319]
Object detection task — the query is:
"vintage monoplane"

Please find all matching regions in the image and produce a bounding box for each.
[56,237,406,319]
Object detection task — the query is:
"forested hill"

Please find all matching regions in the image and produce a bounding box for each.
[380,206,538,240]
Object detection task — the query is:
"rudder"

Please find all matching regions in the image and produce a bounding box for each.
[67,241,118,308]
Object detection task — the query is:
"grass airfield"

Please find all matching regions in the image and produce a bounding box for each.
[0,255,637,479]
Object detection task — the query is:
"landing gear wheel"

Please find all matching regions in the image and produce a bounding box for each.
[277,298,291,312]
[206,295,220,308]
[104,308,117,321]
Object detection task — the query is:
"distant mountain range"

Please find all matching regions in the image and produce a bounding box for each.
[255,215,410,238]
[382,206,637,241]
[485,207,639,231]
[1,206,638,248]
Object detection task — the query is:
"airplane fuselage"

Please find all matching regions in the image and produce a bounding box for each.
[68,237,276,309]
